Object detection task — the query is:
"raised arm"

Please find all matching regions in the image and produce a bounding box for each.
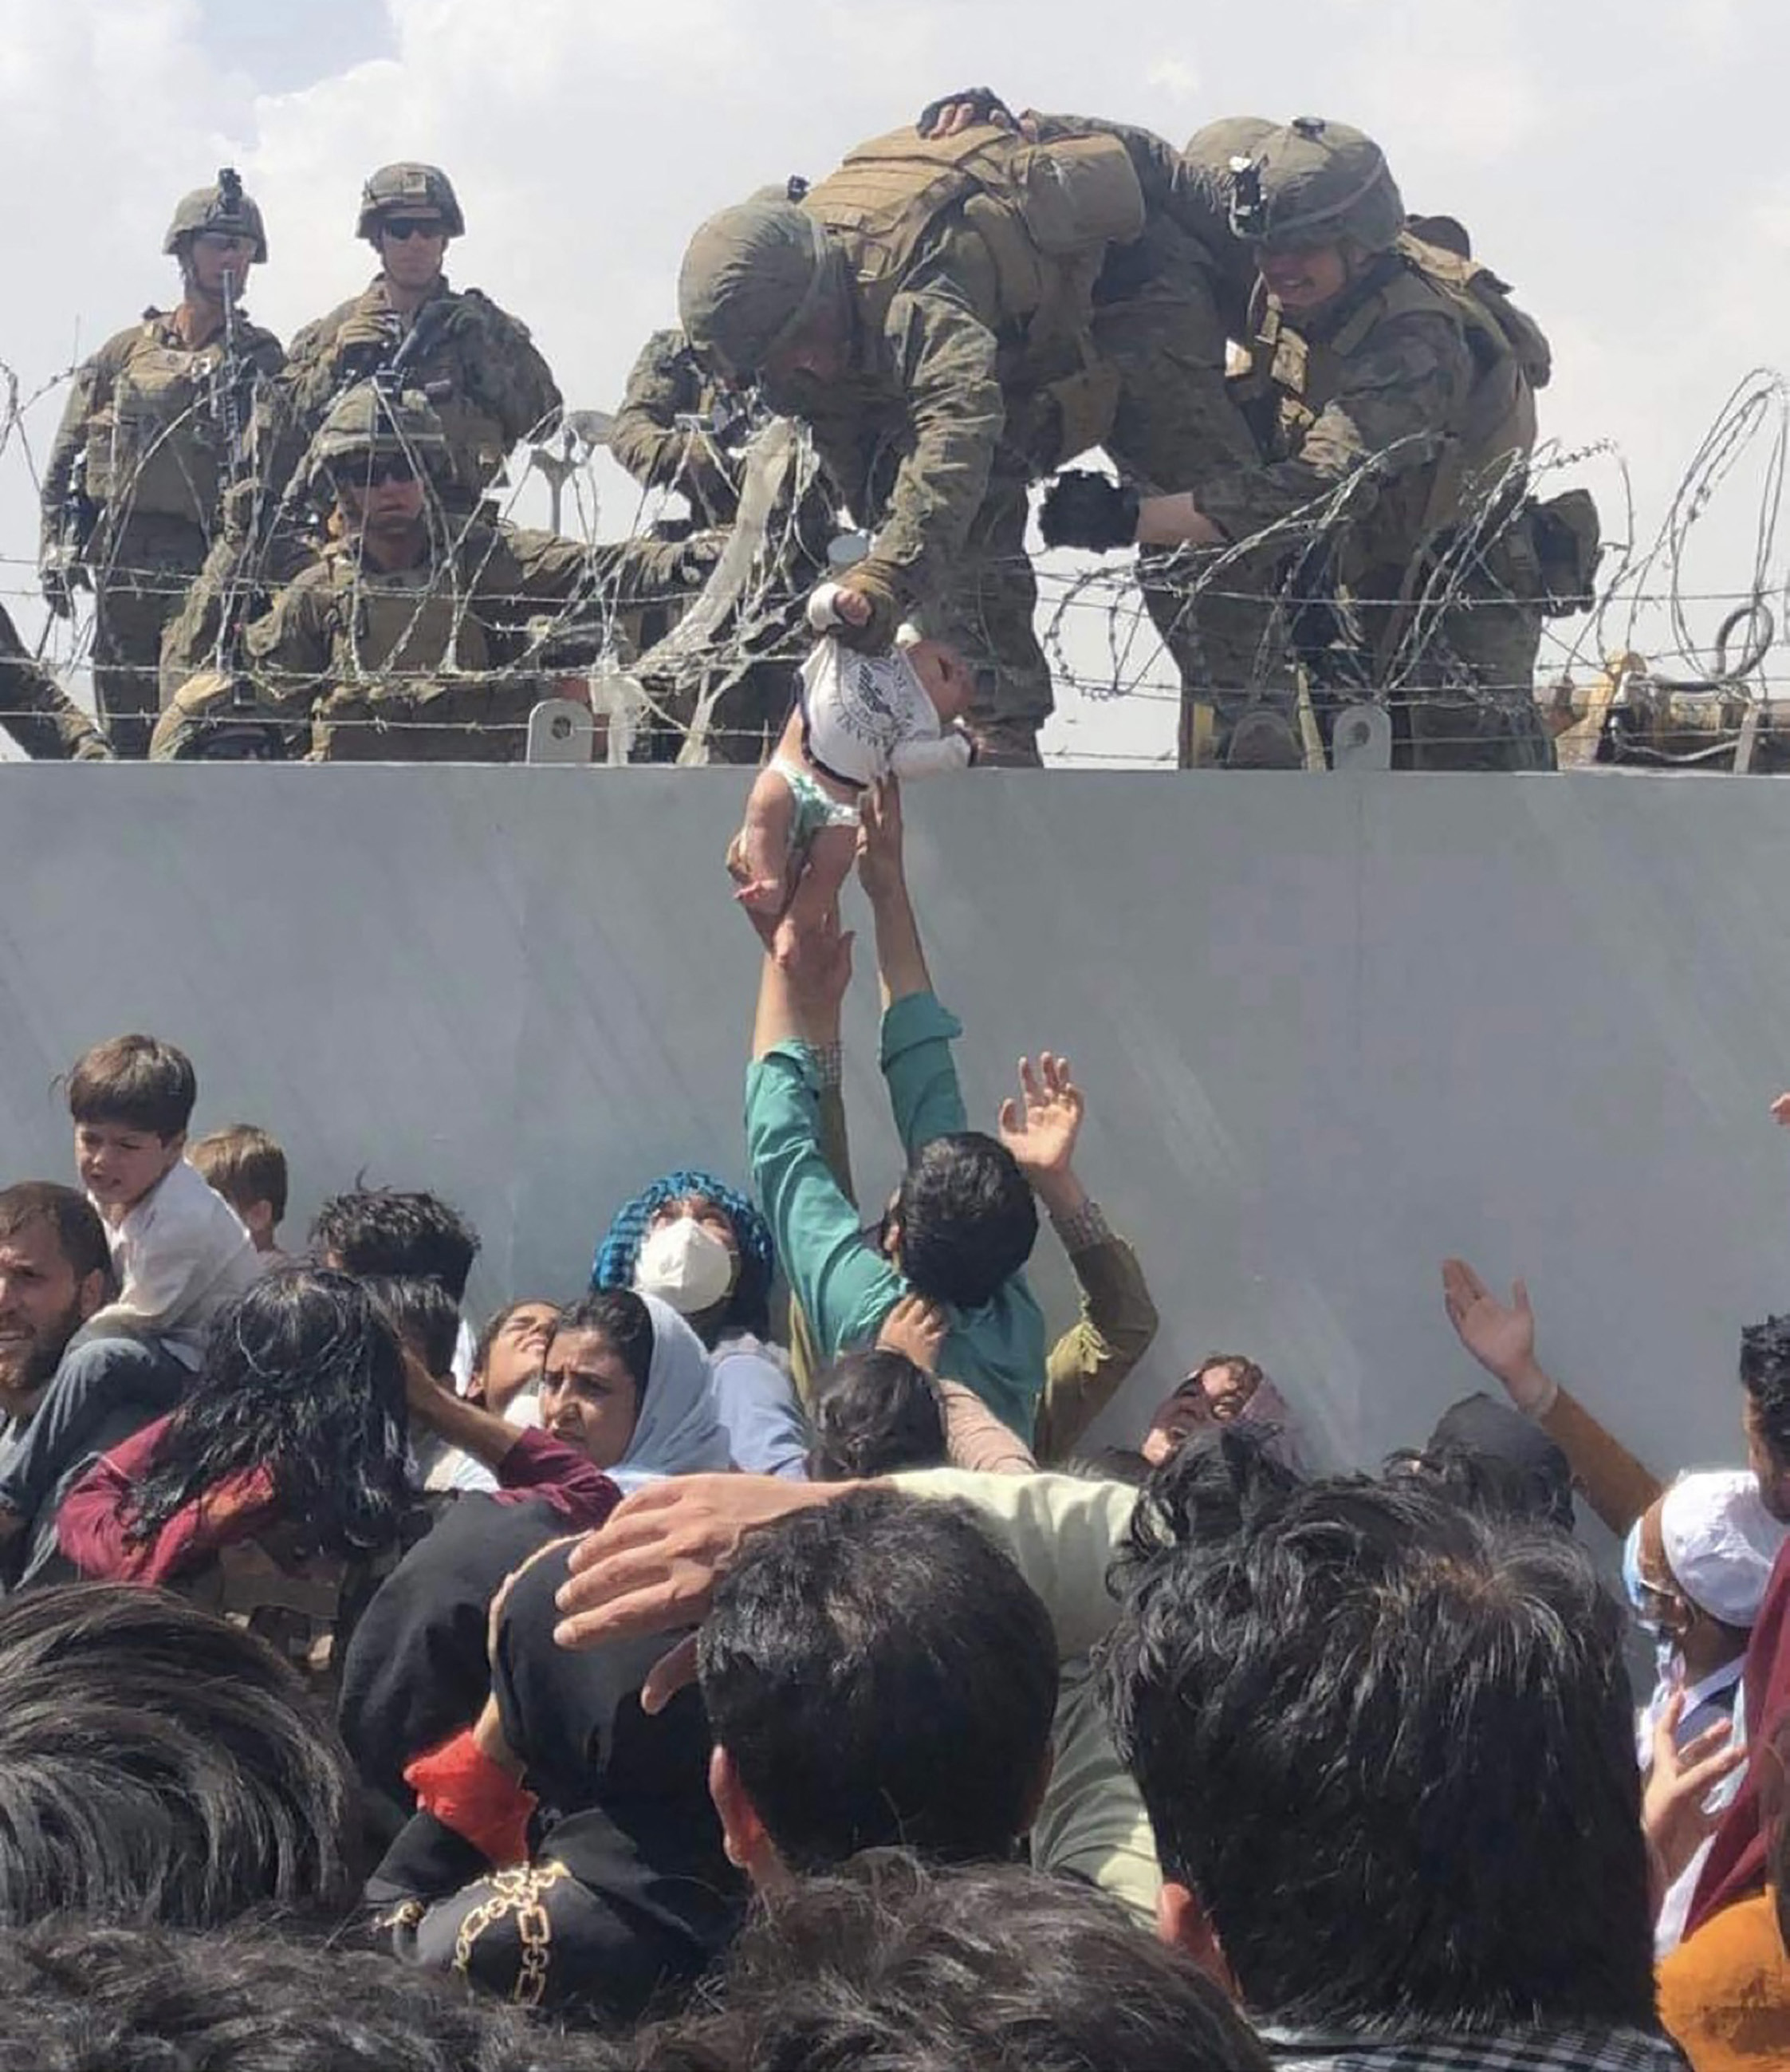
[747,906,903,1359]
[1440,1258,1664,1534]
[857,780,932,1010]
[999,1054,1160,1460]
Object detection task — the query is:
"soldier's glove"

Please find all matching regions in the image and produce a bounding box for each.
[807,565,901,653]
[1040,471,1140,553]
[333,309,402,372]
[38,551,76,620]
[917,86,1019,136]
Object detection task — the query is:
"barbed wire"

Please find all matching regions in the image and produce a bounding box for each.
[3,341,1789,762]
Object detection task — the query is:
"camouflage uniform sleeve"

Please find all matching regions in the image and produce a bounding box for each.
[608,330,701,488]
[860,242,1006,606]
[1022,111,1185,211]
[241,570,336,708]
[0,606,108,760]
[491,527,714,624]
[608,329,738,524]
[38,335,125,552]
[1194,310,1472,542]
[459,292,562,447]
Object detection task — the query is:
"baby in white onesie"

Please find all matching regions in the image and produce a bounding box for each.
[728,624,975,966]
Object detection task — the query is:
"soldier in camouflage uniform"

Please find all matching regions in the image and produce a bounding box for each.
[164,384,712,763]
[0,605,112,761]
[610,327,746,534]
[260,163,561,522]
[37,172,281,758]
[680,118,1240,767]
[1043,117,1559,771]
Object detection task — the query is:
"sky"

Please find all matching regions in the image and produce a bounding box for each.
[2,0,1789,763]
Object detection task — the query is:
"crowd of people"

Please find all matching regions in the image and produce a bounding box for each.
[2,85,1602,778]
[2,762,1788,2070]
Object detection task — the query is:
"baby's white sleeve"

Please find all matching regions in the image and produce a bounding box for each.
[889,730,974,777]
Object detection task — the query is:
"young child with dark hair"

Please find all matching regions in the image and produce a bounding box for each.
[65,1034,262,1367]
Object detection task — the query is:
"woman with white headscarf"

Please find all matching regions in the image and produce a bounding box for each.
[338,1290,733,1831]
[592,1168,808,1480]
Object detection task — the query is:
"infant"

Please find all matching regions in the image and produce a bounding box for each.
[729,628,975,963]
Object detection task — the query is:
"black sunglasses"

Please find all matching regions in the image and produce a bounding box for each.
[357,456,416,487]
[382,218,445,242]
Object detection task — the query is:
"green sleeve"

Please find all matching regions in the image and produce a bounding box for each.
[879,990,969,1158]
[746,1045,903,1358]
[864,262,1005,605]
[1196,309,1470,540]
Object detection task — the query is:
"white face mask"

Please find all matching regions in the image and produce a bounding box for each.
[634,1216,735,1316]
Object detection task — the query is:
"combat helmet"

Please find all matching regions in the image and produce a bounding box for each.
[678,188,836,384]
[1228,117,1406,254]
[308,381,450,483]
[357,162,464,240]
[164,167,268,262]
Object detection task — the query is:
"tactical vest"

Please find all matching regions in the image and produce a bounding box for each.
[84,321,232,526]
[331,292,512,500]
[1258,243,1546,572]
[802,124,1147,389]
[309,544,539,762]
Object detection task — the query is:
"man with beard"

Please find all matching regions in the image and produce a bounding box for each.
[0,1184,184,1589]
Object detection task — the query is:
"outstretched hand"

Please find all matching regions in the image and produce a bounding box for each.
[1440,1258,1551,1414]
[553,1474,833,1708]
[878,1292,950,1374]
[1772,1093,1790,1126]
[998,1052,1084,1180]
[1643,1689,1747,1887]
[856,778,907,903]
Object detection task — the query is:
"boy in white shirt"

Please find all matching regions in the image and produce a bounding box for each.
[66,1034,265,1369]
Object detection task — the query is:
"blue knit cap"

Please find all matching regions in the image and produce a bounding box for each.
[591,1168,776,1332]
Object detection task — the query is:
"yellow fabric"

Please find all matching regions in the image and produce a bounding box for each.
[1658,1888,1790,2070]
[891,1467,1160,1923]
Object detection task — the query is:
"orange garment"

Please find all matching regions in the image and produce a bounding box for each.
[1658,1886,1790,2070]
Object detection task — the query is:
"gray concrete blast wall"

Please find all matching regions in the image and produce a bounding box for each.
[5,763,1789,1483]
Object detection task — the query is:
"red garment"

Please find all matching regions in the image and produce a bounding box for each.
[1689,1534,1790,1934]
[404,1726,537,1868]
[57,1419,619,1586]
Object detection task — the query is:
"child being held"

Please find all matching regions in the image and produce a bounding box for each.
[67,1034,266,1367]
[729,623,975,962]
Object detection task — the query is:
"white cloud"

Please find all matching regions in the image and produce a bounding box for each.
[5,0,1790,766]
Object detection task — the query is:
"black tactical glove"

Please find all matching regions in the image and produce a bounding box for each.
[1039,471,1140,553]
[916,87,1018,137]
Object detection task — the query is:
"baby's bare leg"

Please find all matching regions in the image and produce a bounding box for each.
[776,821,859,972]
[730,765,799,920]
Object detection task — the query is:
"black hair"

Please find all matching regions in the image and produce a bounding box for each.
[894,1132,1037,1310]
[470,1298,551,1385]
[698,1488,1057,1872]
[309,1185,479,1302]
[363,1273,461,1381]
[549,1290,654,1400]
[0,1584,356,1927]
[1104,1428,1656,2033]
[128,1267,412,1560]
[637,1850,1273,2072]
[806,1348,946,1480]
[0,1916,624,2070]
[65,1033,197,1139]
[0,1180,112,1285]
[1740,1314,1790,1482]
